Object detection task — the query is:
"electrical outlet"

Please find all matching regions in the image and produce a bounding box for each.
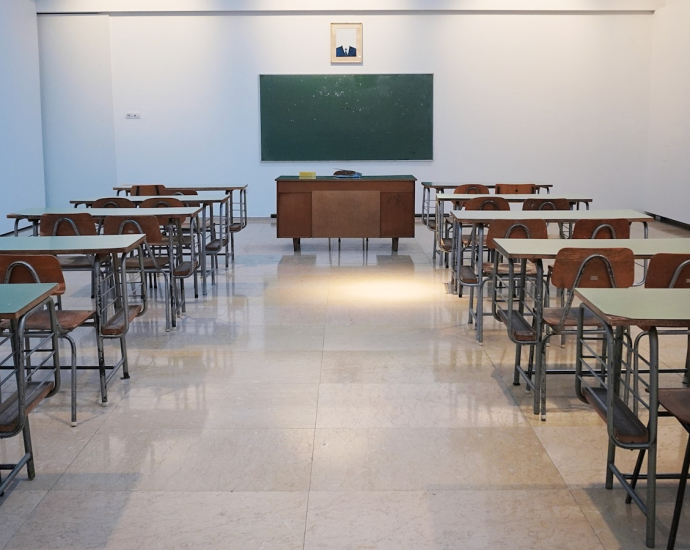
[125,113,141,119]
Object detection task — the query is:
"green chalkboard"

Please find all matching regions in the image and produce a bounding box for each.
[260,74,433,161]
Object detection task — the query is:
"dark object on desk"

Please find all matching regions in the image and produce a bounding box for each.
[259,74,433,161]
[333,170,362,178]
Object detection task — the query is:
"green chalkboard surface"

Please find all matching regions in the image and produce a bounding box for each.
[260,74,433,161]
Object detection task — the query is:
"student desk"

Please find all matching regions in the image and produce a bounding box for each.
[432,192,592,261]
[71,193,236,272]
[0,283,61,494]
[491,238,690,421]
[113,185,249,254]
[420,182,553,231]
[0,235,145,405]
[7,207,209,296]
[574,288,690,549]
[276,176,416,251]
[449,209,652,344]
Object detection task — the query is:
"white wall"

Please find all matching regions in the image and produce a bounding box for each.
[0,1,46,234]
[37,11,653,216]
[645,0,690,225]
[38,15,117,206]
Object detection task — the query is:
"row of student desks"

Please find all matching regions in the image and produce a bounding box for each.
[0,186,248,428]
[431,188,690,548]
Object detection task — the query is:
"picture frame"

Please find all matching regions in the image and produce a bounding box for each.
[331,23,363,64]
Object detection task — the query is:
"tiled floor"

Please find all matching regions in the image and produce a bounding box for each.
[2,217,690,549]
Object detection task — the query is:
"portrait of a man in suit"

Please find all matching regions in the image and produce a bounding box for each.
[331,24,362,63]
[335,28,357,57]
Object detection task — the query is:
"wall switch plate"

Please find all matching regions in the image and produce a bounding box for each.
[125,113,141,119]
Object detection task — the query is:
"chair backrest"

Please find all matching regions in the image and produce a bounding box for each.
[92,197,136,208]
[39,213,97,237]
[463,196,511,211]
[551,248,635,290]
[453,184,490,195]
[130,184,168,196]
[102,215,165,245]
[139,197,185,208]
[0,255,66,294]
[522,198,571,211]
[495,183,537,195]
[486,219,549,249]
[170,189,198,196]
[571,219,631,239]
[645,254,690,289]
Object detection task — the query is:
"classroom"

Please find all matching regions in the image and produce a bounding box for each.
[1,1,690,548]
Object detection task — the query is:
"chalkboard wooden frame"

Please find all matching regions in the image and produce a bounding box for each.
[260,74,433,161]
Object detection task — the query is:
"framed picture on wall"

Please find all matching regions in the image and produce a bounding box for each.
[331,23,363,64]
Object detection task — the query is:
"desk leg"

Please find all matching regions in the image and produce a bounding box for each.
[392,238,399,252]
[645,327,659,549]
[476,224,485,344]
[201,211,207,296]
[293,238,301,252]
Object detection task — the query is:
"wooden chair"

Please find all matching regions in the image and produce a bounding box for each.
[102,215,174,331]
[463,196,510,211]
[92,197,135,208]
[135,198,199,304]
[0,282,60,495]
[522,198,570,211]
[436,187,498,267]
[534,248,635,419]
[0,255,96,427]
[495,183,537,195]
[451,184,491,209]
[462,219,548,342]
[39,212,100,297]
[451,196,512,289]
[634,254,690,383]
[571,219,631,239]
[130,184,168,196]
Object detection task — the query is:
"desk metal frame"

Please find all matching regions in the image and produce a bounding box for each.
[450,210,652,345]
[420,182,553,232]
[573,288,690,548]
[432,193,592,261]
[492,238,690,421]
[7,207,207,296]
[0,235,147,406]
[0,283,61,494]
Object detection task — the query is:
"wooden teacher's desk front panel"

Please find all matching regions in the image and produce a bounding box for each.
[276,176,416,251]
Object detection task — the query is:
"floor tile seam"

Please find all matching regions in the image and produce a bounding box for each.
[0,489,51,550]
[567,487,609,549]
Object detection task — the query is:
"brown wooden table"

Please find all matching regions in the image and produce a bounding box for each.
[276,175,416,251]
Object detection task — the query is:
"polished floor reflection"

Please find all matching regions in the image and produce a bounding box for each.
[2,218,690,549]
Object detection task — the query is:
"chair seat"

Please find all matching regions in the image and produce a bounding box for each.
[101,305,143,336]
[459,265,478,285]
[583,386,649,444]
[0,381,55,434]
[659,388,690,426]
[438,237,453,253]
[0,309,95,332]
[173,261,198,278]
[542,307,601,328]
[483,263,538,277]
[28,309,95,332]
[496,309,537,342]
[206,238,228,253]
[125,256,170,270]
